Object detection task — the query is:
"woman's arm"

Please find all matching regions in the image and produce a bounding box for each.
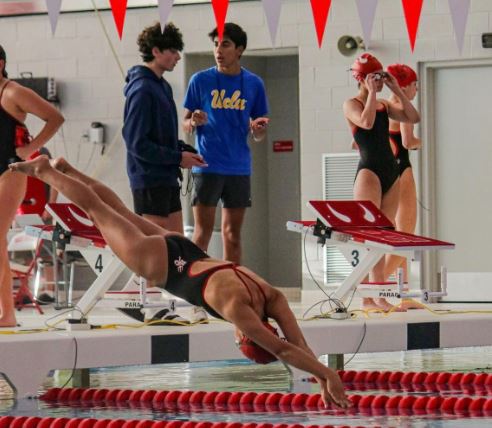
[343,95,377,130]
[400,122,422,150]
[14,85,64,159]
[383,74,420,124]
[343,74,381,130]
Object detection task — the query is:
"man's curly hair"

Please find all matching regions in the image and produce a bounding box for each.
[137,22,184,63]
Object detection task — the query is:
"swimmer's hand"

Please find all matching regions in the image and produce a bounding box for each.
[319,370,352,409]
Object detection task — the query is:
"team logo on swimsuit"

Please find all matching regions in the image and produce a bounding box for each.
[174,256,187,273]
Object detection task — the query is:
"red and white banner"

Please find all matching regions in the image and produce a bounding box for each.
[158,0,174,31]
[262,0,282,46]
[355,0,378,49]
[45,0,62,35]
[448,0,470,53]
[310,0,332,48]
[211,0,229,40]
[109,0,128,39]
[402,0,424,51]
[36,0,472,56]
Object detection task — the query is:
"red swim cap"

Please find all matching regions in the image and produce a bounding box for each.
[386,64,418,88]
[351,53,383,82]
[237,322,279,364]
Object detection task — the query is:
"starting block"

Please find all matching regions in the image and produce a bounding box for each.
[287,200,455,303]
[25,203,176,323]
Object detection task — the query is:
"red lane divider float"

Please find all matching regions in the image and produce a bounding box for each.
[303,371,492,394]
[38,388,492,417]
[0,416,373,428]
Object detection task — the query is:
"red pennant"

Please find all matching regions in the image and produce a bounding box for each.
[211,0,229,40]
[310,0,332,48]
[109,0,128,39]
[402,0,424,51]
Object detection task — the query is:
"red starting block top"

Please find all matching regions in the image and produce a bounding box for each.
[336,227,453,248]
[289,201,455,249]
[308,200,394,229]
[45,203,107,248]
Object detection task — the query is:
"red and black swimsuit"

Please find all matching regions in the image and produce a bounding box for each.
[352,99,399,195]
[0,81,24,174]
[389,130,412,175]
[163,234,267,320]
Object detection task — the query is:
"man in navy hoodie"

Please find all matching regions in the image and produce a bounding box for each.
[123,22,206,233]
[123,22,206,323]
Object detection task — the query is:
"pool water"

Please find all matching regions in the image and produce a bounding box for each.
[2,347,492,427]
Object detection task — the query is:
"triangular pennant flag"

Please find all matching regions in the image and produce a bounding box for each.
[109,0,128,39]
[401,0,424,51]
[310,0,332,48]
[45,0,62,35]
[355,0,378,49]
[262,0,282,46]
[448,0,470,53]
[158,0,174,32]
[211,0,229,40]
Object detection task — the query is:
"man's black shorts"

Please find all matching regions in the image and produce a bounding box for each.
[132,185,181,217]
[192,173,251,208]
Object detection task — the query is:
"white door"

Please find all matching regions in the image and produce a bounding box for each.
[433,65,492,300]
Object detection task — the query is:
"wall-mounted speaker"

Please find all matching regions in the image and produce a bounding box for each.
[337,35,365,56]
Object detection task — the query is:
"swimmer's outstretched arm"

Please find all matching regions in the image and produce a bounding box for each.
[222,299,351,409]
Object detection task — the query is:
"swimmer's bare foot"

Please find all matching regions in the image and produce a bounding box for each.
[362,298,406,312]
[362,298,382,311]
[375,298,406,312]
[51,156,70,174]
[398,299,425,310]
[0,314,17,328]
[8,155,51,178]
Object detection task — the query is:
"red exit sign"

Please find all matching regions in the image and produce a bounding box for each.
[273,140,294,152]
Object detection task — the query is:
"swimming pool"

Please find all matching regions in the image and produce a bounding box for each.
[2,347,492,427]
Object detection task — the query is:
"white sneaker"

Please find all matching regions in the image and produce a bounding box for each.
[147,308,190,325]
[191,306,209,324]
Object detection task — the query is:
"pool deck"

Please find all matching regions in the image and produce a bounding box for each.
[2,295,492,399]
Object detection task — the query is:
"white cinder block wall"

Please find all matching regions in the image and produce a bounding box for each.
[2,0,492,288]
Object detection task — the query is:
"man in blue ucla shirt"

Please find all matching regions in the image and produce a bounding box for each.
[183,22,269,265]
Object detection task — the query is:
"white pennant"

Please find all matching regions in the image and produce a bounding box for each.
[355,0,378,49]
[45,0,62,35]
[448,0,470,53]
[158,0,174,32]
[262,0,282,46]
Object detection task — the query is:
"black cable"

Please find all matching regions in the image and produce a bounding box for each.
[417,197,430,212]
[302,227,350,317]
[344,321,367,366]
[59,337,78,389]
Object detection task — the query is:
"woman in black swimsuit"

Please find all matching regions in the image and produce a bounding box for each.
[0,45,64,327]
[9,156,351,409]
[343,53,420,312]
[384,64,421,308]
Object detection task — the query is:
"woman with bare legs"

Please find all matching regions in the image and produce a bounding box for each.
[343,53,420,312]
[383,64,422,309]
[0,45,64,327]
[9,156,351,409]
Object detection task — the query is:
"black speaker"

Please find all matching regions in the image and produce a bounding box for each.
[482,33,492,48]
[12,72,58,103]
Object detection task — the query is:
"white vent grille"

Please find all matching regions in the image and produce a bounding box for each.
[322,153,359,284]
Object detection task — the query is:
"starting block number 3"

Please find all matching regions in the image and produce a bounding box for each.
[351,250,360,267]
